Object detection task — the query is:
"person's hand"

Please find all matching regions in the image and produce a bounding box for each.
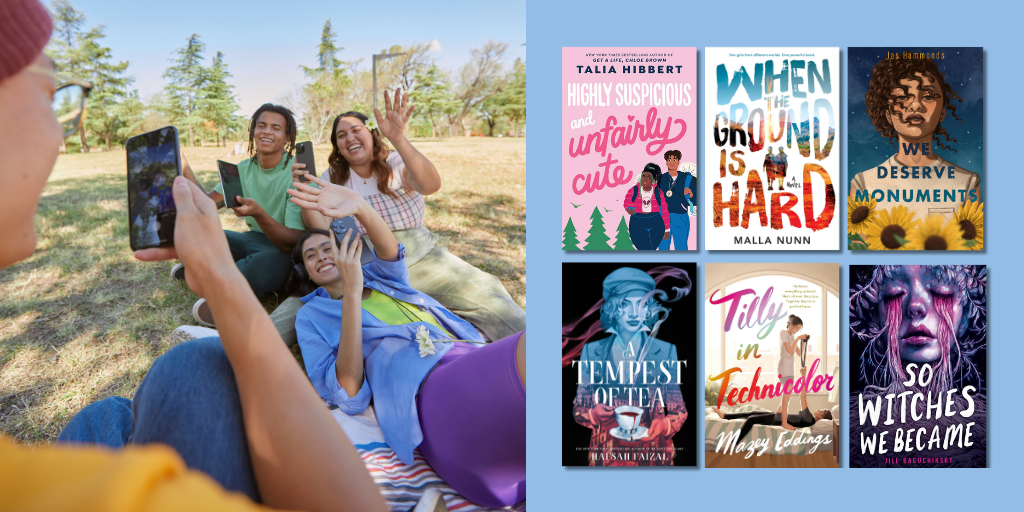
[663,230,671,240]
[647,417,672,439]
[374,88,415,142]
[232,197,265,219]
[288,174,365,219]
[800,366,807,376]
[292,161,309,182]
[799,334,810,341]
[134,177,236,299]
[331,228,364,294]
[626,207,636,215]
[781,422,796,431]
[669,410,688,430]
[683,187,692,197]
[592,404,618,429]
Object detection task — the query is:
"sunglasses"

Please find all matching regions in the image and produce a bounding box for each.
[27,65,93,138]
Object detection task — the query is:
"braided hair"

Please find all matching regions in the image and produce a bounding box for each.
[247,103,298,165]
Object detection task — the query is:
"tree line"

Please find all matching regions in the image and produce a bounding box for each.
[45,2,526,153]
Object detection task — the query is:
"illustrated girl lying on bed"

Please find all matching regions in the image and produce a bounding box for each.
[285,173,526,509]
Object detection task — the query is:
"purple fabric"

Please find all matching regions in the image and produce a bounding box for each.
[416,332,526,508]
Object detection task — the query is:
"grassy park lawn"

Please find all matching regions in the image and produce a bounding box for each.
[0,137,525,444]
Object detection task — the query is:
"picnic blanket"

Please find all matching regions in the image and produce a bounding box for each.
[331,406,525,512]
[704,405,833,456]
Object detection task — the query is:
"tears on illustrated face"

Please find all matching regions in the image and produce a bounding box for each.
[883,265,962,364]
[885,72,945,145]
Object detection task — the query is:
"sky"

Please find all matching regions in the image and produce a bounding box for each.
[61,0,526,117]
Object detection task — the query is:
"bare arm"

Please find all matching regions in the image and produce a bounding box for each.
[376,89,441,195]
[333,229,367,397]
[136,178,387,512]
[230,197,303,252]
[289,174,400,262]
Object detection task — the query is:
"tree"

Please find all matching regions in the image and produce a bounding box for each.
[45,1,131,152]
[409,64,456,139]
[196,52,241,147]
[503,58,526,137]
[562,217,580,250]
[163,34,208,146]
[450,41,508,136]
[78,26,132,150]
[583,207,611,250]
[297,20,353,144]
[477,92,505,136]
[612,216,635,250]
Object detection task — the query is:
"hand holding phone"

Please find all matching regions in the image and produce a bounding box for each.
[295,141,316,182]
[126,126,181,251]
[330,216,374,266]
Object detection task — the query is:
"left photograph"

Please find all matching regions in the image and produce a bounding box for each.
[0,1,526,511]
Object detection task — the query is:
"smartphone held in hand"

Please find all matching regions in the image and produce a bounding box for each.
[217,160,244,208]
[295,141,316,182]
[126,126,181,251]
[330,216,374,266]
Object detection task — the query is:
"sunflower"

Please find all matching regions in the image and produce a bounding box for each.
[862,205,918,250]
[954,201,984,250]
[847,197,877,235]
[904,214,966,251]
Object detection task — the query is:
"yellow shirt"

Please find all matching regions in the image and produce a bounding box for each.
[0,436,284,512]
[361,289,451,337]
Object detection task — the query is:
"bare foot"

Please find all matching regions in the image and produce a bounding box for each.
[714,408,726,419]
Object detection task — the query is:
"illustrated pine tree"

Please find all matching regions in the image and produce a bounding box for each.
[562,217,580,250]
[583,207,611,251]
[612,216,635,250]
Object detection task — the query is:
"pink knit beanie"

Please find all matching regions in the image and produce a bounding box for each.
[0,0,53,83]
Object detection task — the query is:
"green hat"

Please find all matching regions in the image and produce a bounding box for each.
[603,267,655,301]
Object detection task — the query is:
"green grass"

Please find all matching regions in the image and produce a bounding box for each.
[0,137,525,444]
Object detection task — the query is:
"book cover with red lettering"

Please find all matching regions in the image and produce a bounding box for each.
[847,48,983,251]
[561,48,697,251]
[849,265,987,467]
[704,263,839,468]
[704,48,840,250]
[562,262,696,466]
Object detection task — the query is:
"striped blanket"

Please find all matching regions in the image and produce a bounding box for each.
[704,405,833,456]
[331,407,526,512]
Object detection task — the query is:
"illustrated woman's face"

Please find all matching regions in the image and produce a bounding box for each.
[615,290,649,335]
[884,265,962,364]
[886,72,945,143]
[640,172,653,190]
[302,233,340,286]
[335,116,374,166]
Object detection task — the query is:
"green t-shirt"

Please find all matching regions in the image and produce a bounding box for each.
[213,155,306,233]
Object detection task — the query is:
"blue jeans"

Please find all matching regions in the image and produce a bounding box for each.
[56,337,259,502]
[658,212,690,250]
[628,212,665,250]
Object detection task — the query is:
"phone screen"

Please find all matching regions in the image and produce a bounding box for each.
[218,160,243,208]
[126,127,180,250]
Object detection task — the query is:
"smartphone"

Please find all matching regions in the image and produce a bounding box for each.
[126,126,181,251]
[295,141,316,182]
[217,160,244,208]
[330,216,374,266]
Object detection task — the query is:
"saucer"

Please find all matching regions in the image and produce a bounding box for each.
[610,425,649,441]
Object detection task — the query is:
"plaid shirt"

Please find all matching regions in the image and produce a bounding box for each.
[326,151,426,233]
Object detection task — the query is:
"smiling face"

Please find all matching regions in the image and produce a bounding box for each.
[640,171,653,191]
[254,111,289,156]
[0,52,63,269]
[302,233,341,287]
[884,265,962,364]
[665,155,679,172]
[886,72,945,144]
[614,290,649,337]
[335,116,374,166]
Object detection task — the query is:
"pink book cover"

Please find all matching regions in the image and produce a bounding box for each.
[562,47,697,251]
